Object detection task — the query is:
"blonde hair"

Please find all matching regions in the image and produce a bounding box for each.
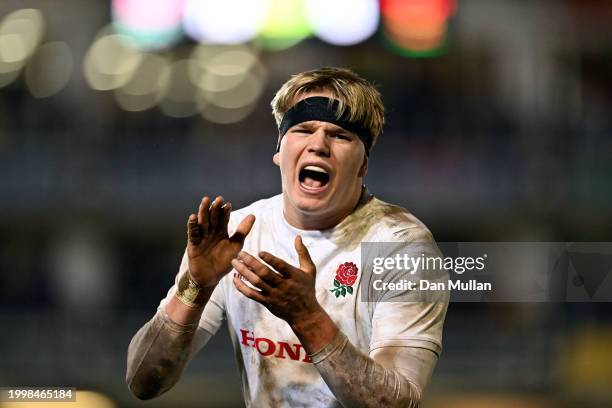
[271,67,385,148]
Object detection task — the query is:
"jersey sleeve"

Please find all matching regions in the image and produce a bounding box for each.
[370,301,447,356]
[368,227,449,357]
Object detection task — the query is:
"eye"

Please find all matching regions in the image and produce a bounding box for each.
[333,133,352,140]
[291,127,311,134]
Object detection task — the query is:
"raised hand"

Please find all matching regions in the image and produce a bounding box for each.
[187,196,255,287]
[231,235,322,326]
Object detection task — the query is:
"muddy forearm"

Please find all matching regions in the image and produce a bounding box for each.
[311,332,423,408]
[126,308,198,400]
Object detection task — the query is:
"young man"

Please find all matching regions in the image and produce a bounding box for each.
[126,67,447,407]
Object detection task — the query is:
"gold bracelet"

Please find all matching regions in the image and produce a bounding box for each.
[175,272,207,308]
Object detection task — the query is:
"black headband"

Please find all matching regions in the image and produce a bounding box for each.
[277,96,373,156]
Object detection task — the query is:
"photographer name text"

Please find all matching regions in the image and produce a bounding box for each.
[372,279,491,292]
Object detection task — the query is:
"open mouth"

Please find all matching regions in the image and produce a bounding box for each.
[299,165,330,190]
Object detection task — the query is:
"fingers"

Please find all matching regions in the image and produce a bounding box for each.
[237,251,283,286]
[209,196,224,231]
[259,251,298,278]
[198,197,211,232]
[196,196,231,236]
[231,258,272,294]
[295,235,316,276]
[233,275,266,303]
[187,213,202,245]
[220,201,232,231]
[230,214,256,244]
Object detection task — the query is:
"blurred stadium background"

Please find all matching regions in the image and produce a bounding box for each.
[0,0,611,407]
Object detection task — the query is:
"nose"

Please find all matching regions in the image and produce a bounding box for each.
[307,129,330,157]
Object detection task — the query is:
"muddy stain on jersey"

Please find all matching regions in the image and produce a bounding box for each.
[331,189,409,250]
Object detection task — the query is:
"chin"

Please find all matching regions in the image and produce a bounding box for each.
[293,195,330,214]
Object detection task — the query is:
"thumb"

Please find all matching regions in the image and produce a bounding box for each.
[230,214,256,245]
[295,235,316,276]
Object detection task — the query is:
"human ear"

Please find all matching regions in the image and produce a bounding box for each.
[273,152,280,166]
[358,156,368,177]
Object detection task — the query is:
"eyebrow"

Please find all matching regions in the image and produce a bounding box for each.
[293,122,352,134]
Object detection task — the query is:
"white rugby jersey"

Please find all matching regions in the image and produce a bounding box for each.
[160,192,447,408]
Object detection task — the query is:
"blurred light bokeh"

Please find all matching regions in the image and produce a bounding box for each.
[0,1,611,407]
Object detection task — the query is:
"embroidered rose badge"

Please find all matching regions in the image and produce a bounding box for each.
[330,262,358,297]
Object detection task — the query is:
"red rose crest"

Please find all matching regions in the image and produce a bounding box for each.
[330,262,358,298]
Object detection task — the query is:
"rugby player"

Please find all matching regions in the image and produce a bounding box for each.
[126,67,447,407]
